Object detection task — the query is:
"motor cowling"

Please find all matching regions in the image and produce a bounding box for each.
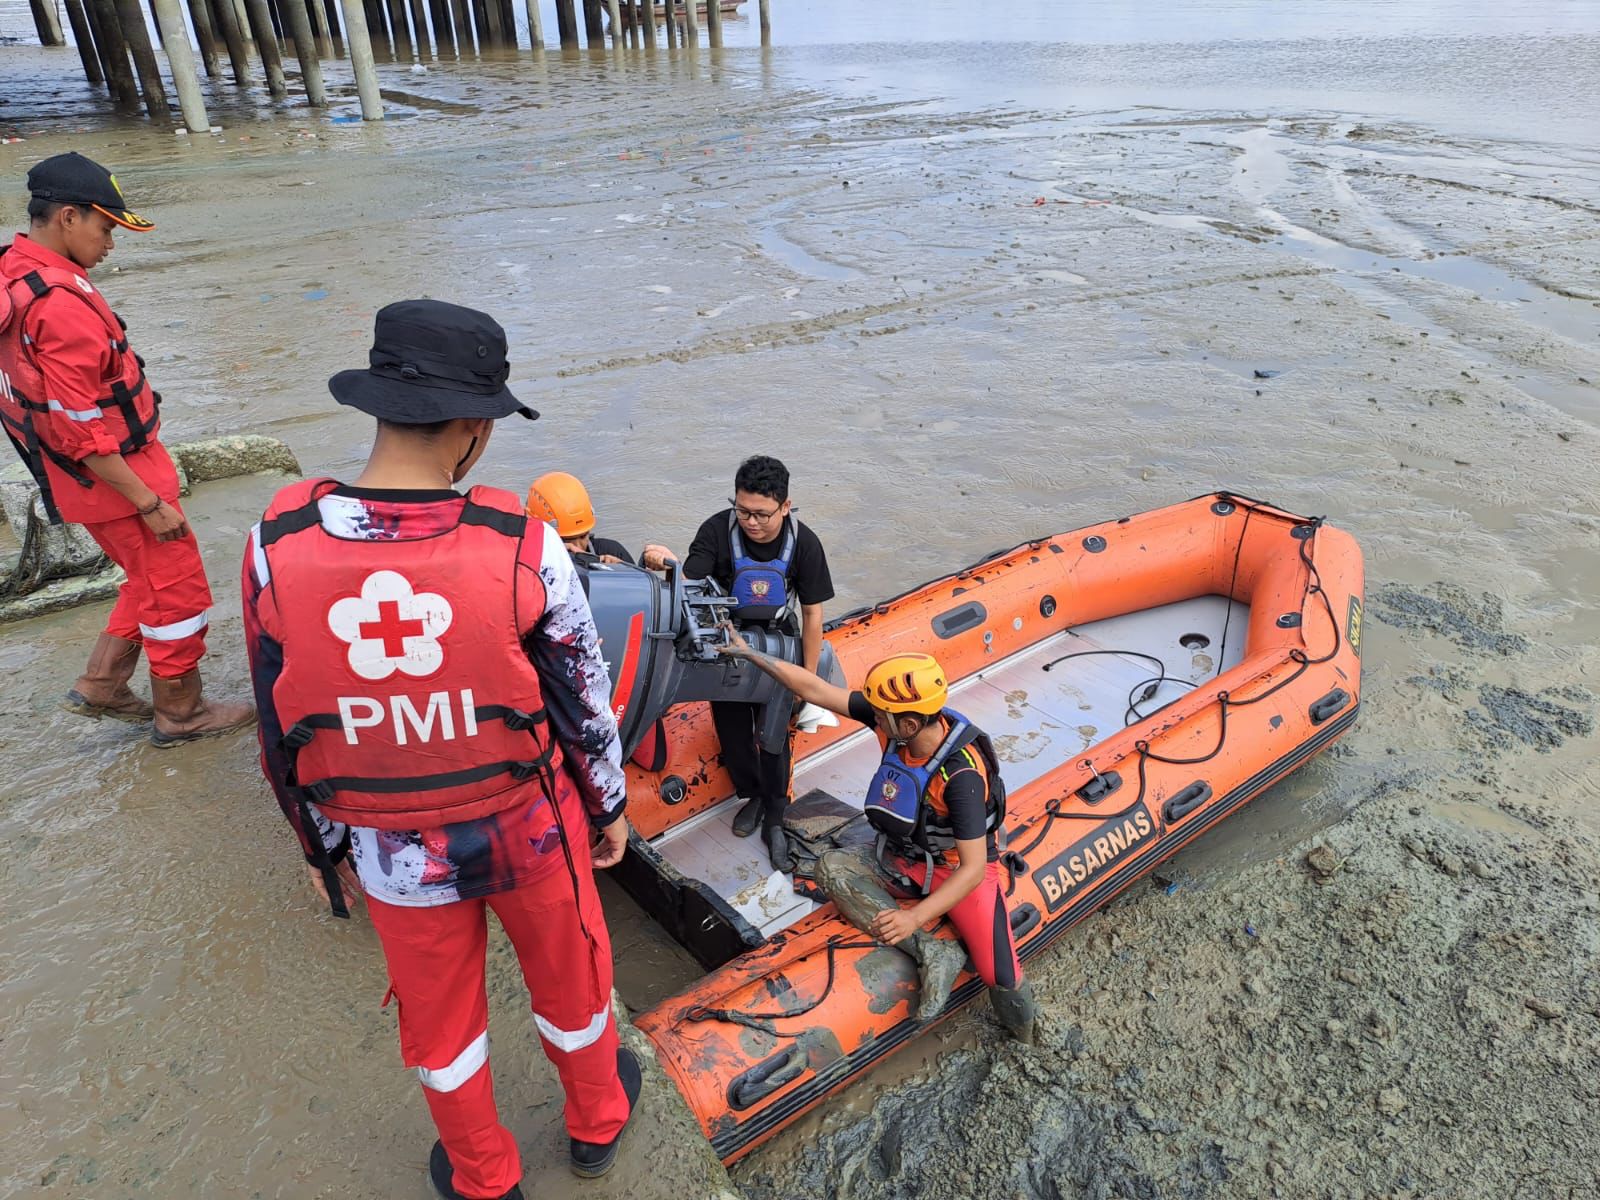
[581,560,841,759]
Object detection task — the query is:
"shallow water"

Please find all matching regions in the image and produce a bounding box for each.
[2,2,1599,1197]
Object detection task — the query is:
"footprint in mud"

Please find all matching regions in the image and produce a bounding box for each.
[1369,582,1530,656]
[1411,670,1594,756]
[993,731,1051,762]
[1466,685,1595,755]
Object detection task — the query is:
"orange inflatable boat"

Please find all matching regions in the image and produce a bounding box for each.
[612,492,1363,1162]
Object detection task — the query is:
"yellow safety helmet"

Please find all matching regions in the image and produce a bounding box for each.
[526,471,596,539]
[862,653,949,715]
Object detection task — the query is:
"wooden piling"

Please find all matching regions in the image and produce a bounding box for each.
[242,0,288,94]
[660,0,673,46]
[554,0,576,46]
[447,0,472,53]
[427,0,452,53]
[605,0,620,47]
[184,0,221,76]
[208,0,252,83]
[481,0,504,45]
[62,0,105,84]
[521,0,541,51]
[113,0,172,118]
[149,0,211,130]
[758,0,768,44]
[582,0,602,47]
[681,0,695,46]
[265,0,285,43]
[81,0,121,91]
[280,0,326,104]
[336,0,383,117]
[306,0,333,56]
[705,0,720,45]
[384,0,412,57]
[30,0,66,45]
[407,0,431,57]
[362,0,391,57]
[639,0,654,48]
[498,0,515,47]
[322,0,346,54]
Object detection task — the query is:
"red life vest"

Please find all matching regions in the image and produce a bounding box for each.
[256,478,560,830]
[0,247,160,524]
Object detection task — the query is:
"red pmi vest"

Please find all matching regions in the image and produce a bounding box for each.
[257,478,559,830]
[0,248,159,523]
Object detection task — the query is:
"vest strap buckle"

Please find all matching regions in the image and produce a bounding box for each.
[280,721,316,751]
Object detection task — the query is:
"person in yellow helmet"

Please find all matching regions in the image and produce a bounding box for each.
[718,632,1035,1041]
[526,471,674,569]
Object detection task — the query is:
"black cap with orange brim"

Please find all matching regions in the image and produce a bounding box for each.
[25,152,155,232]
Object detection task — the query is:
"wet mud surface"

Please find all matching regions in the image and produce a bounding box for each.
[3,6,1600,1198]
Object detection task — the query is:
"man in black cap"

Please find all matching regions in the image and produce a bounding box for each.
[1,151,254,744]
[242,300,640,1200]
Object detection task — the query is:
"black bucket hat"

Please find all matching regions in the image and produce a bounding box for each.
[26,151,154,232]
[329,299,539,423]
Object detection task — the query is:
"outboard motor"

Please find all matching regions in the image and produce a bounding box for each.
[581,559,842,757]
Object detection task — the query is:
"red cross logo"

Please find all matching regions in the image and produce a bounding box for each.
[328,570,454,681]
[358,599,425,658]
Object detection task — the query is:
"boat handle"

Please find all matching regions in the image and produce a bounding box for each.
[728,1045,808,1111]
[1009,902,1042,941]
[1309,688,1351,724]
[1163,781,1212,824]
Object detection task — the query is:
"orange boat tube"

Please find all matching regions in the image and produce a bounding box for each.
[617,492,1363,1162]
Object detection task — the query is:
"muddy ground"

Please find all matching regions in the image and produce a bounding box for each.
[2,14,1599,1200]
[740,582,1600,1200]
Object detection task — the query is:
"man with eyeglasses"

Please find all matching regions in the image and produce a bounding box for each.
[680,455,834,872]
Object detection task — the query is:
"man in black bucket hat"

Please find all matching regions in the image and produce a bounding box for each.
[242,300,641,1199]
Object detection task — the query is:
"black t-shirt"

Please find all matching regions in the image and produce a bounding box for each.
[590,535,634,565]
[681,510,835,610]
[846,691,996,859]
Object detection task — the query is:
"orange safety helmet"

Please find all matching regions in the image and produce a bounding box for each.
[862,653,949,715]
[526,471,596,539]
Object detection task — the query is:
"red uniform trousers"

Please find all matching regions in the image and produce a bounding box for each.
[367,845,628,1200]
[900,858,1023,990]
[84,507,212,677]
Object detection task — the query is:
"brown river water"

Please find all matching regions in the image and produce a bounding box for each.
[2,2,1599,1197]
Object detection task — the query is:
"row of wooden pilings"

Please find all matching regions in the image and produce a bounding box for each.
[25,0,773,128]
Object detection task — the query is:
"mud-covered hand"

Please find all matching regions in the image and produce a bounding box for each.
[872,906,922,946]
[306,859,363,915]
[717,621,754,659]
[141,498,191,543]
[591,816,631,869]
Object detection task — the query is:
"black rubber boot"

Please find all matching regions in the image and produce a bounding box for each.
[731,796,762,837]
[763,820,795,873]
[428,1140,524,1200]
[570,1046,642,1178]
[989,980,1038,1044]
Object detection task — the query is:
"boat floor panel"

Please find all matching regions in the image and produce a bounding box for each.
[652,595,1248,938]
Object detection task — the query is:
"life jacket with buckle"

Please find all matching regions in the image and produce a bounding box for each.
[256,478,560,831]
[863,707,1007,894]
[728,512,796,624]
[0,247,160,524]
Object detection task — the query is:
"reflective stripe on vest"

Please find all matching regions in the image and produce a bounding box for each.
[0,259,159,523]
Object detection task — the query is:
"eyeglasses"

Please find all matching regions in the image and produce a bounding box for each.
[729,498,783,523]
